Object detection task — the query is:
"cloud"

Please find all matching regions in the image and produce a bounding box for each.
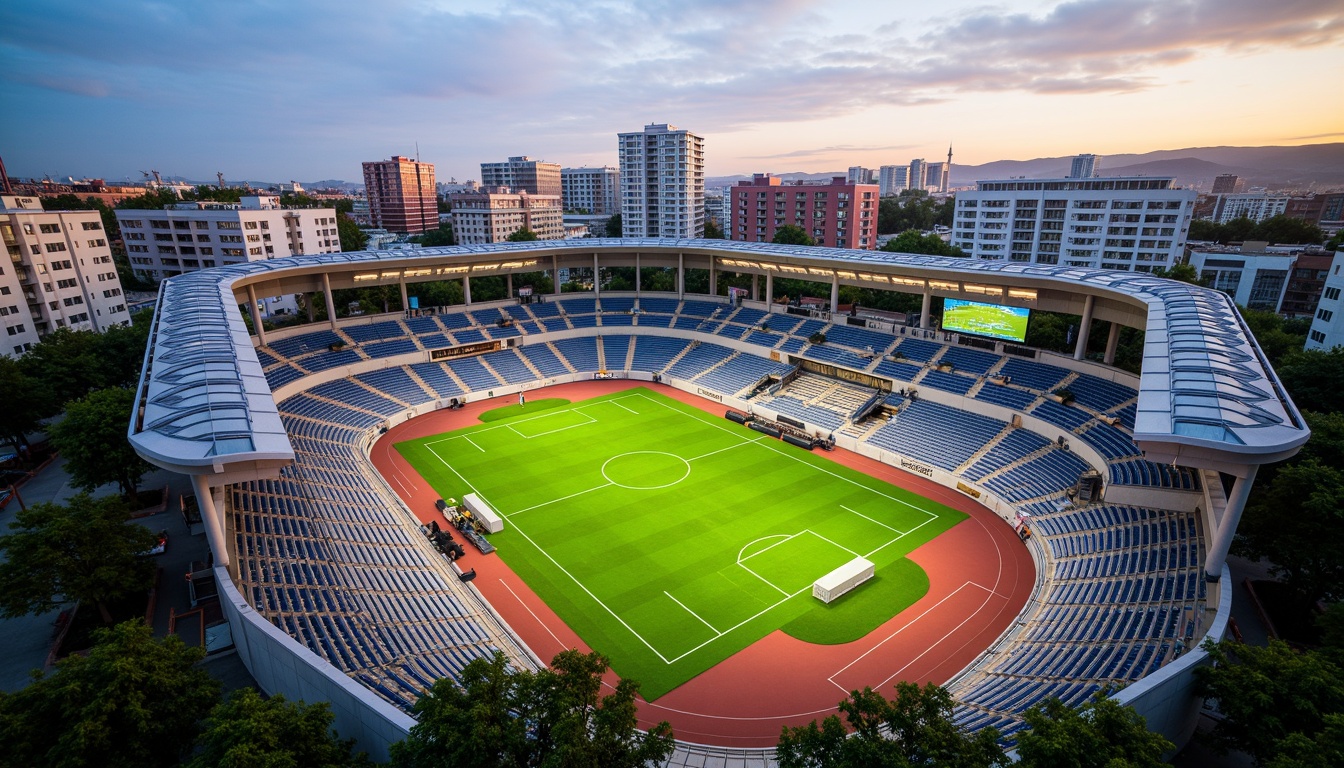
[1283,132,1344,141]
[746,144,919,160]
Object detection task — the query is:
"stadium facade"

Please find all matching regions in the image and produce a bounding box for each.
[129,240,1308,764]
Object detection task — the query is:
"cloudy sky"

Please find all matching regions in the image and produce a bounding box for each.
[2,0,1341,184]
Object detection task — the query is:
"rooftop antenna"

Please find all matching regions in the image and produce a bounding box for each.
[415,141,420,163]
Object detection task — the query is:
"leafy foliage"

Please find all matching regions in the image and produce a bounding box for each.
[0,492,157,624]
[880,229,965,257]
[1189,215,1325,245]
[337,212,368,252]
[391,650,674,768]
[1237,457,1344,605]
[877,192,954,235]
[1195,639,1344,765]
[703,219,725,239]
[1274,347,1344,415]
[506,227,539,242]
[772,224,817,246]
[187,688,370,768]
[50,387,154,502]
[1151,262,1205,285]
[0,621,218,768]
[0,356,47,449]
[605,213,622,238]
[777,682,1007,768]
[412,222,456,247]
[1014,693,1173,768]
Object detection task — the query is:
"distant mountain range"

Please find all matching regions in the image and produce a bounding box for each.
[706,143,1344,192]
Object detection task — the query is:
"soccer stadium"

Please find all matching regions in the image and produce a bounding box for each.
[128,240,1309,764]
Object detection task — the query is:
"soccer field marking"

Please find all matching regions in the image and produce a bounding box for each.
[600,451,691,490]
[825,581,1001,694]
[630,391,941,521]
[839,504,905,535]
[806,529,862,559]
[736,533,798,564]
[664,590,722,636]
[609,399,639,415]
[737,560,792,598]
[507,410,596,439]
[687,435,765,462]
[505,482,614,518]
[463,436,484,453]
[862,514,939,560]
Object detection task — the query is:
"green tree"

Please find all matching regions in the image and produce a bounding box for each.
[50,387,154,503]
[1256,215,1325,246]
[703,219,725,239]
[391,650,674,768]
[115,188,180,211]
[0,357,46,450]
[1235,458,1344,606]
[1025,311,1074,353]
[1274,348,1344,415]
[777,682,1007,768]
[880,230,965,257]
[333,198,355,215]
[1152,262,1205,285]
[95,310,154,389]
[1240,307,1309,366]
[506,227,539,242]
[1014,694,1173,768]
[1188,219,1224,242]
[413,222,456,247]
[605,213,623,238]
[188,688,370,768]
[1195,639,1344,765]
[0,493,157,624]
[0,621,219,768]
[19,327,111,413]
[772,225,816,246]
[337,212,368,252]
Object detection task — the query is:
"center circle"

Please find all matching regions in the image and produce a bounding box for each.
[600,451,691,490]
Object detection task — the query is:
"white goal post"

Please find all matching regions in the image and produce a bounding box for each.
[812,557,875,603]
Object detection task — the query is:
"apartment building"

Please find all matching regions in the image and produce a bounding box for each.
[449,190,564,244]
[618,123,705,238]
[116,196,339,315]
[362,156,437,233]
[481,156,562,196]
[952,177,1195,270]
[561,166,619,215]
[730,174,878,249]
[1212,193,1289,224]
[1069,154,1102,179]
[878,165,908,197]
[1306,250,1344,351]
[1,195,129,357]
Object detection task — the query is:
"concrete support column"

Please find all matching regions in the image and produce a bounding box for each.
[635,253,641,297]
[709,259,717,297]
[463,276,472,305]
[593,253,601,296]
[191,474,230,569]
[322,272,336,330]
[1104,321,1121,365]
[306,293,315,323]
[506,273,513,299]
[1205,466,1259,580]
[246,284,266,346]
[677,253,685,298]
[751,273,759,301]
[829,273,839,314]
[399,278,408,313]
[920,286,932,330]
[765,273,774,306]
[1074,294,1095,361]
[552,255,561,295]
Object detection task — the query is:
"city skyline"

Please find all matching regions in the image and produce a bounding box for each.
[2,0,1341,183]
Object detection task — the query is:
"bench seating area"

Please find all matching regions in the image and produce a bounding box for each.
[866,401,1006,471]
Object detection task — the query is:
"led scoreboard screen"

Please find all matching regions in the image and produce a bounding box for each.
[942,298,1031,343]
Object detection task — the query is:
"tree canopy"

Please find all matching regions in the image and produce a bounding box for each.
[391,649,674,768]
[777,682,1007,768]
[50,387,154,502]
[772,224,816,246]
[1014,693,1174,768]
[703,219,725,239]
[880,230,966,257]
[506,227,539,242]
[1189,215,1325,246]
[1273,347,1344,415]
[413,222,456,247]
[0,621,219,768]
[605,213,622,238]
[337,212,368,252]
[188,688,371,768]
[877,193,954,235]
[0,492,157,624]
[0,356,47,450]
[1195,639,1344,766]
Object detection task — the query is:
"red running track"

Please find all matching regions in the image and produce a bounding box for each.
[370,380,1035,747]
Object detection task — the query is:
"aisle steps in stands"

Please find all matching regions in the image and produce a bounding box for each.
[475,357,508,387]
[660,339,700,373]
[438,362,472,393]
[623,337,637,370]
[547,342,578,373]
[596,337,607,370]
[956,424,1016,474]
[515,351,545,380]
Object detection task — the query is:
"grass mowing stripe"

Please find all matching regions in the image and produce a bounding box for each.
[395,387,968,698]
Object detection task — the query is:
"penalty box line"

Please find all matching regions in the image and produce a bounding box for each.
[421,393,646,448]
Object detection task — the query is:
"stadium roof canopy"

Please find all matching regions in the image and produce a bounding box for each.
[129,239,1310,476]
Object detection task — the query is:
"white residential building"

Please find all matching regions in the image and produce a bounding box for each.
[1212,193,1290,224]
[618,123,705,238]
[1069,154,1102,179]
[561,166,619,216]
[952,177,1196,270]
[1306,250,1344,350]
[1187,247,1297,311]
[115,196,339,315]
[909,159,927,193]
[878,165,909,197]
[847,166,874,185]
[1,195,129,357]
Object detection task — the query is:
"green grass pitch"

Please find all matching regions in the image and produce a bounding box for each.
[394,388,968,699]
